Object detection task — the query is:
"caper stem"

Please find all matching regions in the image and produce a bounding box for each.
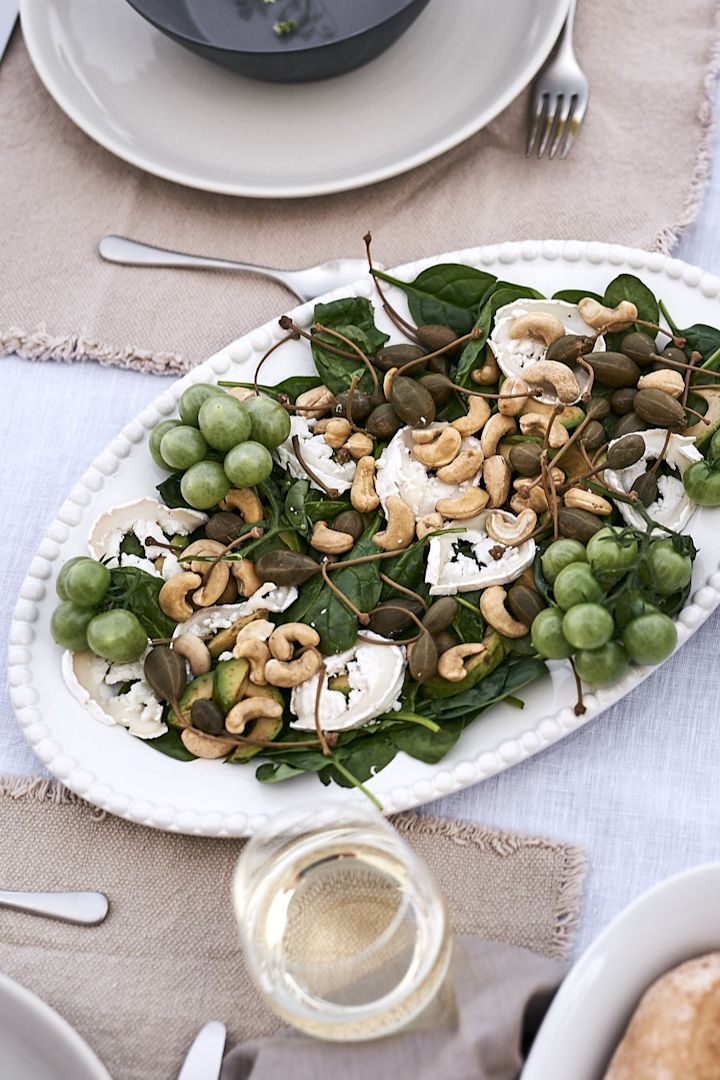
[647,429,672,480]
[345,374,363,433]
[633,318,686,347]
[278,316,360,362]
[568,657,587,717]
[313,322,380,394]
[378,573,429,611]
[649,352,720,378]
[253,332,297,392]
[368,602,428,636]
[394,327,482,377]
[321,559,370,624]
[313,659,332,758]
[364,232,421,342]
[526,409,599,492]
[291,435,340,498]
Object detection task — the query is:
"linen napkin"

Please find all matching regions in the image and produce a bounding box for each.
[221,935,565,1080]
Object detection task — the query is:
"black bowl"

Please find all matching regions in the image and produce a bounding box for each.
[125,0,432,83]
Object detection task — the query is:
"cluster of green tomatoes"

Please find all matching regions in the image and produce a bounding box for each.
[150,383,291,509]
[530,527,690,688]
[50,557,148,663]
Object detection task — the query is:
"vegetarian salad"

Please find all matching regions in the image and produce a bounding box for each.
[49,239,720,803]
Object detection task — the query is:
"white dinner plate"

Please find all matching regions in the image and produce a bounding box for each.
[20,0,568,198]
[523,862,720,1078]
[9,239,720,837]
[0,972,109,1080]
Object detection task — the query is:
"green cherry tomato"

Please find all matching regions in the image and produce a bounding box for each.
[224,441,274,487]
[178,383,225,427]
[683,461,720,507]
[623,613,677,665]
[56,556,88,601]
[644,538,692,596]
[180,461,231,510]
[541,539,587,584]
[530,608,573,660]
[574,641,628,688]
[86,609,148,663]
[245,395,292,449]
[586,526,638,580]
[159,426,208,471]
[614,592,659,629]
[562,603,614,650]
[149,419,182,470]
[51,602,96,651]
[62,558,111,609]
[553,562,603,610]
[198,394,252,452]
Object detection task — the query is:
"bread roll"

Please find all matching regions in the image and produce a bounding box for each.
[604,951,720,1078]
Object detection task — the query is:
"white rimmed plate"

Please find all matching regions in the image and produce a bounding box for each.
[523,862,720,1078]
[20,0,568,198]
[9,240,720,836]
[0,973,110,1080]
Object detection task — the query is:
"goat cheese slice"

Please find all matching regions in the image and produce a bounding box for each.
[489,298,605,392]
[290,632,406,732]
[62,649,167,740]
[603,429,702,531]
[376,424,483,520]
[173,583,298,641]
[87,498,207,579]
[275,416,356,494]
[425,510,535,595]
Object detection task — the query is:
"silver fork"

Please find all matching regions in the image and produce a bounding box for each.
[525,0,588,159]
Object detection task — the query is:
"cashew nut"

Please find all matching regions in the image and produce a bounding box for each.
[382,367,398,400]
[511,469,564,514]
[346,432,374,458]
[686,388,720,438]
[217,575,239,606]
[411,428,438,444]
[436,447,484,484]
[373,496,416,551]
[225,696,284,735]
[159,572,203,621]
[265,647,323,688]
[351,456,380,513]
[451,396,492,437]
[519,412,569,448]
[483,455,512,508]
[563,488,612,515]
[226,387,257,403]
[436,488,489,519]
[416,512,444,540]
[233,618,274,646]
[268,623,321,661]
[523,361,580,404]
[181,539,226,571]
[480,414,517,457]
[637,370,685,399]
[234,638,271,685]
[172,633,212,676]
[498,376,529,417]
[192,561,230,608]
[232,558,263,597]
[220,488,263,523]
[437,642,487,682]
[310,520,355,555]
[470,348,500,385]
[480,585,529,638]
[509,313,565,347]
[578,297,637,331]
[295,385,335,418]
[313,419,331,434]
[485,508,537,545]
[181,728,236,759]
[412,427,462,467]
[324,417,352,449]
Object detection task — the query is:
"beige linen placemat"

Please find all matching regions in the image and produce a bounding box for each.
[0,786,585,1080]
[1,0,719,374]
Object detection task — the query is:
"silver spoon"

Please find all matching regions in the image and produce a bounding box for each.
[99,235,372,303]
[0,890,109,926]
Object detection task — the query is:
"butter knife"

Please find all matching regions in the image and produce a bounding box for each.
[0,0,18,66]
[177,1021,227,1080]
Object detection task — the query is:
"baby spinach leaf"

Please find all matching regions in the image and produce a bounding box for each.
[156,473,192,509]
[452,595,485,643]
[455,282,545,385]
[380,539,429,599]
[679,324,720,362]
[311,297,389,395]
[105,566,177,639]
[119,533,146,558]
[552,288,603,304]
[145,729,197,762]
[373,265,497,336]
[422,657,547,722]
[305,528,383,654]
[604,274,659,326]
[219,376,322,402]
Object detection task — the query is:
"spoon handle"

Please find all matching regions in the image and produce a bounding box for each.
[0,890,109,925]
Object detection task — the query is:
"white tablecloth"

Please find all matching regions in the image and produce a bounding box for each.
[4,96,720,959]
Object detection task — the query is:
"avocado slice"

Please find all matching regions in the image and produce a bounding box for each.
[166,671,214,729]
[227,685,284,763]
[207,610,269,658]
[327,673,351,695]
[422,632,506,698]
[213,658,250,714]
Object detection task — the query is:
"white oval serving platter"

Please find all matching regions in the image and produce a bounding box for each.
[9,240,720,836]
[523,862,720,1079]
